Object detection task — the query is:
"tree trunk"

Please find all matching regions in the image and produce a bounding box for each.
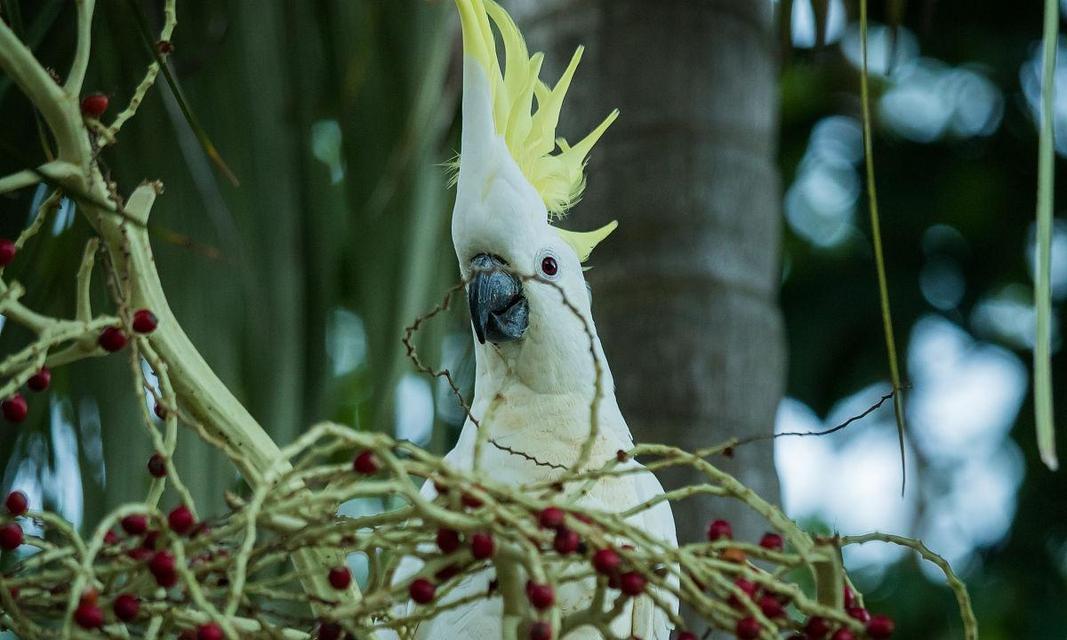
[513,0,785,605]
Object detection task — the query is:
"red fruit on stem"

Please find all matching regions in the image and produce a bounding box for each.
[847,606,871,623]
[434,564,460,582]
[529,621,553,640]
[113,593,140,621]
[804,617,831,639]
[759,531,784,551]
[197,623,224,640]
[0,523,23,550]
[132,308,158,333]
[409,578,436,604]
[619,571,647,596]
[538,507,565,530]
[831,630,856,640]
[553,528,580,555]
[74,602,104,629]
[328,566,351,590]
[676,633,697,640]
[461,492,484,509]
[142,529,160,550]
[103,529,119,545]
[728,578,757,608]
[5,490,28,516]
[436,528,461,553]
[149,550,175,576]
[98,326,128,352]
[867,614,895,639]
[147,453,168,478]
[592,548,621,575]
[168,505,196,535]
[80,93,109,117]
[316,622,344,640]
[2,394,27,422]
[706,518,732,541]
[353,450,380,475]
[0,238,15,267]
[27,367,51,392]
[526,582,555,610]
[758,594,784,617]
[471,532,495,559]
[735,616,760,640]
[843,584,856,608]
[120,514,147,535]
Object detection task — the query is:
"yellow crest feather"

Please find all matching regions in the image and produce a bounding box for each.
[455,0,618,224]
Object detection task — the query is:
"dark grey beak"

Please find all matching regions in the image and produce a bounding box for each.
[468,253,529,345]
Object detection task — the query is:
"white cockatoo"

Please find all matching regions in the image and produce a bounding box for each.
[400,1,678,638]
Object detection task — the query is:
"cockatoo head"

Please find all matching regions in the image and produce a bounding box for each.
[451,0,618,393]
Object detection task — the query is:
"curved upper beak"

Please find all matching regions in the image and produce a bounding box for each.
[468,253,529,345]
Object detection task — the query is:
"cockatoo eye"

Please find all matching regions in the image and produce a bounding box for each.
[536,250,560,280]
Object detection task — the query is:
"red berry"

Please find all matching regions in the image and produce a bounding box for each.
[471,532,495,559]
[98,326,128,352]
[113,593,140,621]
[867,614,895,639]
[0,523,24,550]
[831,630,856,640]
[353,450,380,475]
[5,490,28,516]
[677,633,697,640]
[847,606,870,623]
[804,616,831,639]
[735,616,760,640]
[706,519,732,541]
[409,578,436,604]
[103,529,119,545]
[197,623,224,640]
[526,582,555,609]
[328,566,351,589]
[148,549,174,573]
[553,528,580,554]
[759,531,783,551]
[27,367,51,392]
[538,507,565,530]
[74,602,104,629]
[436,528,461,553]
[592,548,621,575]
[619,571,646,596]
[147,453,168,478]
[142,529,160,550]
[80,93,109,118]
[461,492,484,509]
[843,584,856,608]
[2,394,28,422]
[317,622,344,640]
[168,505,195,535]
[758,594,783,617]
[435,564,460,581]
[529,621,552,640]
[728,577,757,607]
[132,309,158,333]
[0,238,16,267]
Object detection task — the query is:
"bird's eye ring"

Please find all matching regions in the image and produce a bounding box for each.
[536,250,560,280]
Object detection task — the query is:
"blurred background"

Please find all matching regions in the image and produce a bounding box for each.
[0,1,1065,638]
